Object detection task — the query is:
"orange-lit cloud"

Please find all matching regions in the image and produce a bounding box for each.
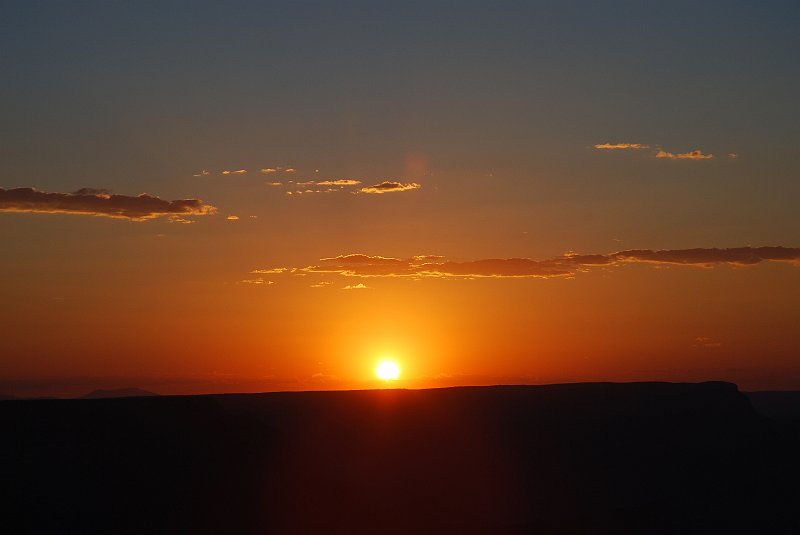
[594,143,649,150]
[222,169,247,175]
[317,179,362,186]
[255,246,800,282]
[226,215,240,220]
[239,277,274,285]
[261,166,296,174]
[342,283,369,290]
[655,149,713,160]
[0,187,217,221]
[192,170,210,177]
[168,217,195,224]
[359,181,421,194]
[266,181,283,186]
[594,143,722,161]
[251,268,289,274]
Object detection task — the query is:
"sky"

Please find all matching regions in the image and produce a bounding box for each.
[2,1,799,396]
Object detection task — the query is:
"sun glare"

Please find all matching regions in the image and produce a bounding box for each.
[376,359,400,382]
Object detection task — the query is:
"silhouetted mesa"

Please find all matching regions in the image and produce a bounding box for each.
[80,388,160,399]
[2,382,799,534]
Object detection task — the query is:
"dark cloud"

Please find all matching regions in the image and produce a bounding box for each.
[72,187,112,196]
[253,247,800,282]
[655,149,713,160]
[611,247,800,266]
[418,258,572,278]
[359,181,421,194]
[306,254,415,276]
[0,187,217,221]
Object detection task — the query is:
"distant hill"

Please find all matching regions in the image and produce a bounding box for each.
[2,382,799,534]
[746,390,800,420]
[0,394,18,401]
[80,388,159,399]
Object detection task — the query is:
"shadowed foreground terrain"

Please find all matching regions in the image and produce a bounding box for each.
[3,382,799,534]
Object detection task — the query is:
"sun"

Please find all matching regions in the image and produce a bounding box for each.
[375,359,400,382]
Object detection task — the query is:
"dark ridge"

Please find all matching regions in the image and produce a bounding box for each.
[1,382,798,534]
[80,387,159,399]
[0,394,18,401]
[745,391,800,421]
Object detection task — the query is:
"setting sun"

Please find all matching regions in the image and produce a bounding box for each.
[376,360,400,382]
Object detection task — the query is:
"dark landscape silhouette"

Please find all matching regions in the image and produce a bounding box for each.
[2,382,800,534]
[80,388,160,399]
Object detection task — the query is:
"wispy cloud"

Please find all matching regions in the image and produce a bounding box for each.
[222,169,247,175]
[226,215,240,221]
[359,181,421,194]
[192,170,210,177]
[342,283,369,290]
[317,179,362,186]
[239,278,275,285]
[251,268,289,274]
[253,246,800,282]
[261,166,296,174]
[594,142,721,161]
[655,149,713,160]
[0,187,217,221]
[594,143,649,150]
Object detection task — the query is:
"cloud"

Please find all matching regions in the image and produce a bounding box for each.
[72,187,111,196]
[317,179,362,186]
[594,143,722,161]
[310,281,334,288]
[728,153,738,159]
[240,278,274,285]
[305,254,416,276]
[342,283,369,290]
[359,181,421,194]
[655,149,713,160]
[0,187,217,221]
[266,181,283,186]
[594,143,649,150]
[253,246,800,282]
[226,215,240,221]
[610,247,800,266]
[168,217,196,224]
[251,268,289,274]
[222,169,247,175]
[261,166,296,174]
[192,170,210,177]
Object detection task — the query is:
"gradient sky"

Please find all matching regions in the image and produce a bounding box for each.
[2,1,799,396]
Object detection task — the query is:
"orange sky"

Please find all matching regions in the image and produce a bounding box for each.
[2,2,799,396]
